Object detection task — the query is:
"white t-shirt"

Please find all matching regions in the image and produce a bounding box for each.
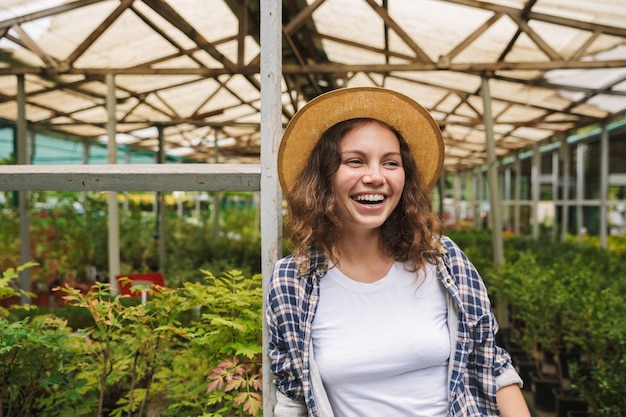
[311,261,450,417]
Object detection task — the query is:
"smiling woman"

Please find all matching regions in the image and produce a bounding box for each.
[266,87,531,417]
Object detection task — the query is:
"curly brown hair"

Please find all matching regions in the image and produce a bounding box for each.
[285,118,442,271]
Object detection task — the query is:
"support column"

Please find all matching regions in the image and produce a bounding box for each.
[453,173,462,224]
[156,126,166,273]
[576,143,585,243]
[551,151,559,241]
[260,0,283,415]
[514,154,521,235]
[560,138,570,241]
[106,74,120,293]
[503,166,511,231]
[438,172,445,224]
[481,76,504,267]
[473,169,481,229]
[16,75,32,304]
[531,143,540,239]
[213,130,221,238]
[600,124,609,248]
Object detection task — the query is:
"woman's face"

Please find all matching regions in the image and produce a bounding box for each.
[331,121,405,234]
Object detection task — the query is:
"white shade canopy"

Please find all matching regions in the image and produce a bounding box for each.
[1,0,625,172]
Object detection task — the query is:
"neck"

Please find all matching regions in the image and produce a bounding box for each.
[334,230,394,283]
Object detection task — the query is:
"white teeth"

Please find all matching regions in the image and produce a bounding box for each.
[354,194,384,202]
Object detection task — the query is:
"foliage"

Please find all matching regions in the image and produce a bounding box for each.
[567,279,626,417]
[449,230,626,415]
[1,265,263,417]
[0,262,38,318]
[1,263,87,416]
[159,270,263,417]
[0,191,262,290]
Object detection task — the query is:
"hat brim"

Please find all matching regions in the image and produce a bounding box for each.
[278,87,444,194]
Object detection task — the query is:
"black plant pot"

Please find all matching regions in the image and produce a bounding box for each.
[553,388,588,417]
[566,412,593,417]
[514,358,536,392]
[530,372,560,411]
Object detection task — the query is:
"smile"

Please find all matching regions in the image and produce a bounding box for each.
[352,194,386,205]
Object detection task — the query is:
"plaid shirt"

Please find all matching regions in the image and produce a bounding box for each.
[266,235,519,417]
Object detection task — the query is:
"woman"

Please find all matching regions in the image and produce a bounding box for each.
[266,87,530,417]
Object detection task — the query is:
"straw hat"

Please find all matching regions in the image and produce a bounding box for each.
[278,87,444,194]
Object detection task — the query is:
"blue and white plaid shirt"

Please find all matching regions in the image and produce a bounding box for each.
[266,235,521,417]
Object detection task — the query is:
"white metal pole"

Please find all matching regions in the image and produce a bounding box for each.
[157,126,166,273]
[531,143,540,239]
[106,74,121,293]
[576,143,584,243]
[551,151,559,241]
[17,74,32,304]
[481,77,504,267]
[514,154,521,235]
[503,167,511,231]
[560,139,570,241]
[260,0,282,416]
[600,124,609,248]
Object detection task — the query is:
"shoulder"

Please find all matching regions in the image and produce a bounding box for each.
[437,235,473,269]
[439,234,464,257]
[269,251,327,294]
[269,255,299,294]
[438,234,486,293]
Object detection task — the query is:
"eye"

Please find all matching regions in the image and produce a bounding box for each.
[383,159,401,168]
[344,158,364,166]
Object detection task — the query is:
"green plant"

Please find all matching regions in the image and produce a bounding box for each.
[0,262,38,317]
[160,270,263,417]
[1,264,90,416]
[50,269,263,417]
[57,278,195,417]
[568,284,626,416]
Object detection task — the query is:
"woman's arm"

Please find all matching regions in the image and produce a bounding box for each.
[496,384,531,417]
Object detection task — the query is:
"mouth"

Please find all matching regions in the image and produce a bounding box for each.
[352,193,386,205]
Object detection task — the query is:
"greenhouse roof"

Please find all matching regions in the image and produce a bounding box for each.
[1,0,626,172]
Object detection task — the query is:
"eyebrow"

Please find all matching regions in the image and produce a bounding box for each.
[340,150,402,158]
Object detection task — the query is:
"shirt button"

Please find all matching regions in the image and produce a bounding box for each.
[446,278,452,284]
[310,296,318,302]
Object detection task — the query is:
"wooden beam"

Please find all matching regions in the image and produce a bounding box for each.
[2,58,625,76]
[0,164,261,191]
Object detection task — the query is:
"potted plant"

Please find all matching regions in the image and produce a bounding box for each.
[496,251,563,411]
[568,285,626,417]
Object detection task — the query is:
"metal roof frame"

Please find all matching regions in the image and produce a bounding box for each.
[1,0,625,171]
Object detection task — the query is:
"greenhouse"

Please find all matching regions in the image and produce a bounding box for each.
[1,0,625,416]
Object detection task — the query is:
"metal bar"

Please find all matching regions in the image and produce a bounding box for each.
[600,124,609,247]
[503,166,511,230]
[106,74,121,291]
[576,143,584,243]
[560,139,570,241]
[531,143,540,239]
[481,76,504,267]
[551,150,559,241]
[514,153,521,235]
[260,0,282,415]
[17,74,32,303]
[0,164,261,191]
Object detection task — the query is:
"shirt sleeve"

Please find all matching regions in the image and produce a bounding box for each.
[275,389,308,417]
[441,236,523,393]
[265,256,306,401]
[489,307,523,388]
[495,349,524,389]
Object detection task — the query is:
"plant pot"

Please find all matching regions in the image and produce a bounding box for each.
[514,358,536,392]
[566,412,593,417]
[530,372,559,411]
[553,388,588,417]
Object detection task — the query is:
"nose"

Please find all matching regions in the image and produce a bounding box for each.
[362,165,385,185]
